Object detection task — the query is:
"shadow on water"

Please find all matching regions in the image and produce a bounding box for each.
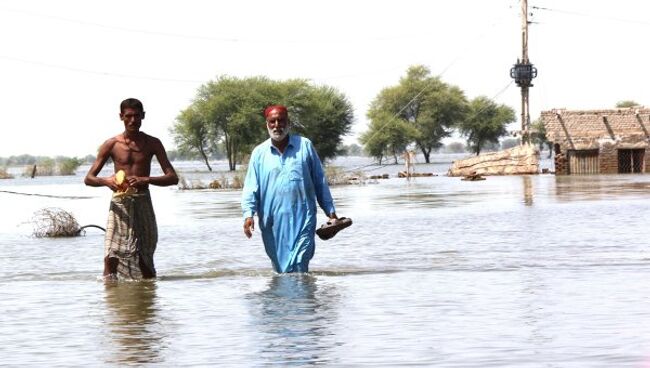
[246,274,342,366]
[102,281,167,366]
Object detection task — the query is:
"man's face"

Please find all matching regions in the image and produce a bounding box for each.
[266,109,289,142]
[120,108,144,133]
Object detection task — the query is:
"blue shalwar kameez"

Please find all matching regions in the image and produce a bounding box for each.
[242,134,336,273]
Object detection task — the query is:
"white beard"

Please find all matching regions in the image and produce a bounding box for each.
[268,125,290,142]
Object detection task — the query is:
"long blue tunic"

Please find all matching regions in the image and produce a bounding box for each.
[241,135,336,273]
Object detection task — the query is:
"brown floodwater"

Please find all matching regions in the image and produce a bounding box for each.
[1,156,650,367]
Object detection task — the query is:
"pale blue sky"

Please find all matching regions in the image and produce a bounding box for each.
[0,0,648,157]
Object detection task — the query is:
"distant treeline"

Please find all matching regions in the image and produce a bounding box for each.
[0,139,526,168]
[0,154,95,167]
[0,155,91,178]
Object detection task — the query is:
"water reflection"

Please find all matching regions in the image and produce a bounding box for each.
[247,274,341,366]
[103,282,166,365]
[523,176,534,206]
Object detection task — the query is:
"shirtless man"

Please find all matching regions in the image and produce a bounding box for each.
[85,98,178,280]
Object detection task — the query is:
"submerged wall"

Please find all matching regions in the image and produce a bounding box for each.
[447,144,539,176]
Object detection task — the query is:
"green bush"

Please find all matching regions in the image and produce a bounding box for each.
[58,157,83,175]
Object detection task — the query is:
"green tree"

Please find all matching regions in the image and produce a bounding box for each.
[193,76,276,171]
[443,141,467,153]
[530,119,553,158]
[282,83,354,161]
[501,137,520,150]
[360,111,419,164]
[616,100,641,108]
[339,143,363,156]
[363,65,468,163]
[175,76,354,171]
[57,157,83,175]
[458,96,515,156]
[171,106,213,170]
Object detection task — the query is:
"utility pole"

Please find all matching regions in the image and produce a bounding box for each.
[510,0,537,144]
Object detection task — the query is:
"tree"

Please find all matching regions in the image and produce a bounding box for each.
[501,138,520,150]
[616,100,641,108]
[443,141,467,153]
[458,96,515,156]
[363,65,468,163]
[339,143,363,156]
[57,157,83,175]
[360,111,419,164]
[530,119,553,158]
[174,76,354,171]
[171,106,213,170]
[282,83,354,161]
[192,76,276,171]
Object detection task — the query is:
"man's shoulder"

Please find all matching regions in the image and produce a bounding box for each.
[140,131,161,143]
[104,135,121,146]
[293,135,317,153]
[290,134,312,147]
[250,139,271,156]
[254,138,272,150]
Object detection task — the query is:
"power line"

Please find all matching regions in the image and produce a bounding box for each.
[0,54,204,84]
[355,11,515,157]
[0,6,430,44]
[531,5,650,26]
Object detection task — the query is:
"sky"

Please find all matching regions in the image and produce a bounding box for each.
[1,0,649,157]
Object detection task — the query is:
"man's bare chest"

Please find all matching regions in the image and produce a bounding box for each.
[113,140,153,165]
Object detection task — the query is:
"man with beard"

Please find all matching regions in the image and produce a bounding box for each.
[241,105,344,273]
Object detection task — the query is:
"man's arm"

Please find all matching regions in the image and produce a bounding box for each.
[242,150,260,237]
[307,141,336,219]
[84,139,120,191]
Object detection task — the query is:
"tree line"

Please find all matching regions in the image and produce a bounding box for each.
[171,66,520,171]
[5,64,565,175]
[171,76,354,171]
[360,65,516,164]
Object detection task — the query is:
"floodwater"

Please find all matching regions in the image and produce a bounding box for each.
[2,155,650,367]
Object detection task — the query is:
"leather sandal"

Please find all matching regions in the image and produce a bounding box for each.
[316,217,352,240]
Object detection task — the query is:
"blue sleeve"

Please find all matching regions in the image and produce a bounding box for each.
[308,140,336,216]
[241,149,259,219]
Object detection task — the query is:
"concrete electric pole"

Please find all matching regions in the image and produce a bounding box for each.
[510,0,537,144]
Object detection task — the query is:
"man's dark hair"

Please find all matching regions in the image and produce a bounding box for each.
[120,98,144,113]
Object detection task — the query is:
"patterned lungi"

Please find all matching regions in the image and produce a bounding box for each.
[104,189,158,279]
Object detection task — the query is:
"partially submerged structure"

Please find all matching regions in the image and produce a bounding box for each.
[447,144,539,177]
[540,108,650,175]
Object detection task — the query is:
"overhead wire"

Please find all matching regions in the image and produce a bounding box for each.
[348,7,516,171]
[531,5,650,26]
[0,54,204,83]
[0,5,429,44]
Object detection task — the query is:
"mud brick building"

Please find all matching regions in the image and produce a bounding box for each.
[540,108,650,175]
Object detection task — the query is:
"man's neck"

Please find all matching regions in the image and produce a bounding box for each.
[271,135,290,153]
[123,131,140,140]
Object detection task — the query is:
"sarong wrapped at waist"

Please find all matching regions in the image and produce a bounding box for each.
[104,189,158,279]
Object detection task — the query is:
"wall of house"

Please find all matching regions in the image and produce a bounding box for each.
[554,151,568,175]
[599,144,618,174]
[541,108,650,175]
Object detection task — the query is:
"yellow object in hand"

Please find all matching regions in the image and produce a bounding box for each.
[115,170,126,186]
[113,170,134,196]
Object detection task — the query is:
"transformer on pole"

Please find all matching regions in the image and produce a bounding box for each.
[510,0,537,144]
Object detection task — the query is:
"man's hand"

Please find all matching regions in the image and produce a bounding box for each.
[244,217,255,238]
[127,176,149,189]
[106,175,122,192]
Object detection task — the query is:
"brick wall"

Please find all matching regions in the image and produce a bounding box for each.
[599,144,618,174]
[540,108,650,175]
